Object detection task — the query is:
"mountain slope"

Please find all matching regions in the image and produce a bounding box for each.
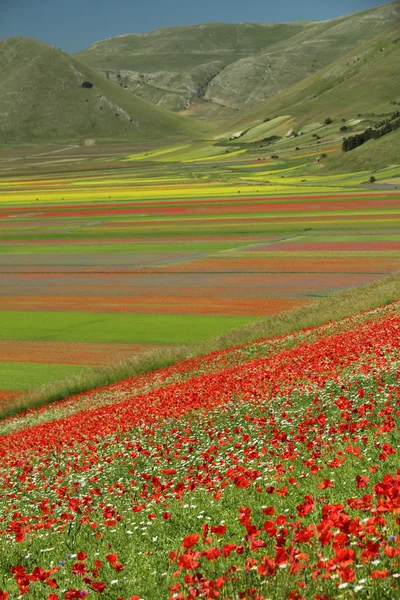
[75,22,310,119]
[204,2,400,114]
[210,24,400,173]
[326,127,400,173]
[75,2,399,120]
[0,37,209,142]
[219,24,400,133]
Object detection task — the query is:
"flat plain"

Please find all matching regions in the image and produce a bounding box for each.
[1,137,400,399]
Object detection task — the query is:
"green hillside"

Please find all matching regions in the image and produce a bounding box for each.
[210,24,400,173]
[205,2,400,115]
[220,25,400,132]
[0,37,209,143]
[75,2,399,119]
[326,127,400,174]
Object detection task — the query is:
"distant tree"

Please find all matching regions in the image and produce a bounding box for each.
[81,81,93,89]
[324,117,333,125]
[342,110,400,152]
[370,175,376,183]
[340,126,348,132]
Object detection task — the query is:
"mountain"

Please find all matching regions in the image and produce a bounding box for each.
[75,22,310,121]
[0,37,209,142]
[75,2,400,121]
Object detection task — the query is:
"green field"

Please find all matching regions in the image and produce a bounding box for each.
[0,241,251,255]
[0,363,91,391]
[0,311,255,345]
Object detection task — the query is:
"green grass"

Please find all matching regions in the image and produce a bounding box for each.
[0,241,250,255]
[0,362,90,391]
[0,311,256,345]
[233,116,292,143]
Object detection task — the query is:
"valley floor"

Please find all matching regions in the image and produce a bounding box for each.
[0,139,400,399]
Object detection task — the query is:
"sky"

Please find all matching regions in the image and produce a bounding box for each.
[0,0,390,54]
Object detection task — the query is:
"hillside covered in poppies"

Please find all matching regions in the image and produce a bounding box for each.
[0,289,399,599]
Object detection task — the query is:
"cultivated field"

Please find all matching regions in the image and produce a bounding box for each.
[1,140,400,401]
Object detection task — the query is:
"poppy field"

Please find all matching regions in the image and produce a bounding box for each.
[0,142,400,397]
[0,299,399,598]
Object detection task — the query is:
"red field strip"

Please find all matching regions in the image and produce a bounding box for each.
[0,270,384,298]
[0,294,312,316]
[25,215,395,228]
[163,256,400,273]
[1,192,399,216]
[268,241,400,251]
[2,202,400,221]
[6,197,400,218]
[0,341,153,365]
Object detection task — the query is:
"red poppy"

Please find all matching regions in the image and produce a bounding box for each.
[182,534,200,549]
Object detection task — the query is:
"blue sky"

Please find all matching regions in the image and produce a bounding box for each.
[0,0,390,53]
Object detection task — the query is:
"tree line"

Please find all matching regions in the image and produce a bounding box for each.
[342,111,400,152]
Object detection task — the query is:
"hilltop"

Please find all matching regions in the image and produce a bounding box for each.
[0,37,209,142]
[75,2,400,120]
